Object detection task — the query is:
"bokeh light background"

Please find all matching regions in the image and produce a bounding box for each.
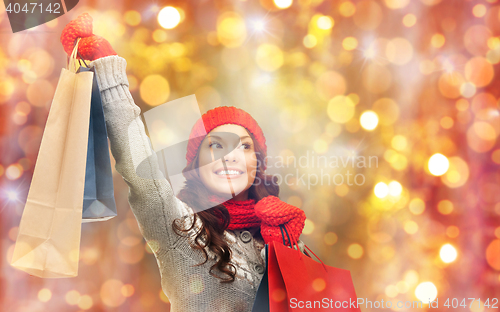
[1,0,500,311]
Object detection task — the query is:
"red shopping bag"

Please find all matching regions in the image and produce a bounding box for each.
[267,225,361,312]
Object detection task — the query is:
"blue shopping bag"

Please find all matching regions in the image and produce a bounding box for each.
[78,65,117,222]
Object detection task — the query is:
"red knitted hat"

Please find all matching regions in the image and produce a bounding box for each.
[186,106,267,170]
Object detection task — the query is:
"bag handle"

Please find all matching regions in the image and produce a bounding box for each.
[281,224,328,272]
[68,38,89,73]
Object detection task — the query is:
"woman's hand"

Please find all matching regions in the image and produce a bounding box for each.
[255,196,306,246]
[60,13,117,61]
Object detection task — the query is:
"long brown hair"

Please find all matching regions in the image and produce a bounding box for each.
[173,132,279,282]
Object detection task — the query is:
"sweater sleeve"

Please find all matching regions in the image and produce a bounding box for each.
[89,55,192,249]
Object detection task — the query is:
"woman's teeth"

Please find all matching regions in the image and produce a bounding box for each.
[216,170,243,175]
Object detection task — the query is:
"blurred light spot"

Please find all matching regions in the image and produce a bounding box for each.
[6,164,22,180]
[7,190,18,201]
[78,295,93,310]
[140,75,170,106]
[327,95,354,124]
[437,200,453,215]
[486,239,500,270]
[403,14,416,27]
[404,270,419,285]
[317,71,346,101]
[152,29,168,43]
[38,288,52,302]
[446,225,459,238]
[374,182,389,198]
[303,34,317,48]
[440,116,454,129]
[339,1,356,17]
[404,221,418,234]
[217,12,246,48]
[317,16,334,30]
[274,0,293,9]
[101,279,126,307]
[467,122,497,153]
[492,149,500,164]
[303,219,315,235]
[460,82,476,98]
[324,232,338,245]
[158,6,181,29]
[440,243,458,263]
[442,156,469,188]
[385,284,398,297]
[431,33,445,48]
[347,243,363,259]
[438,71,465,99]
[362,63,392,94]
[464,25,492,56]
[360,110,379,131]
[415,282,438,302]
[253,20,265,31]
[27,79,54,108]
[312,278,326,292]
[313,138,328,154]
[386,37,413,65]
[353,0,382,30]
[66,290,81,305]
[392,135,407,151]
[388,181,402,196]
[372,98,400,125]
[342,37,358,50]
[256,44,283,71]
[124,10,141,26]
[465,57,494,87]
[272,289,286,302]
[472,4,487,17]
[384,0,410,9]
[428,153,449,176]
[409,198,425,215]
[81,247,100,266]
[189,274,205,294]
[121,284,135,297]
[495,227,500,239]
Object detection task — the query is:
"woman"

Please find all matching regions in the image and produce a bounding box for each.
[61,13,307,312]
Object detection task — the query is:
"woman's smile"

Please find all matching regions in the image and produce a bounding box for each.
[214,167,246,178]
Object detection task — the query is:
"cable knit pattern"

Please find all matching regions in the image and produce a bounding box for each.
[88,55,306,312]
[254,196,306,246]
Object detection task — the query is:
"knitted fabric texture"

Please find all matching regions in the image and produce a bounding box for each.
[186,106,267,170]
[209,195,305,246]
[60,13,117,61]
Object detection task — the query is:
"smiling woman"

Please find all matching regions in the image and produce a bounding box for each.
[61,12,308,312]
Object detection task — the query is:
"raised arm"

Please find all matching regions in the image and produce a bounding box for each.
[89,55,192,249]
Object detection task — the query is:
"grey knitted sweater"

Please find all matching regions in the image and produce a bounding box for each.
[89,55,305,312]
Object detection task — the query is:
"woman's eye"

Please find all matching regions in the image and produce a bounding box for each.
[239,143,251,149]
[209,142,223,149]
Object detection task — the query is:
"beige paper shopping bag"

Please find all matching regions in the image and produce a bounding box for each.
[10,39,94,278]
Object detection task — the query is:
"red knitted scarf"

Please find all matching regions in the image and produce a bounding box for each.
[208,195,306,246]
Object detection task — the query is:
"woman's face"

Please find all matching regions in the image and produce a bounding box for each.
[197,124,258,200]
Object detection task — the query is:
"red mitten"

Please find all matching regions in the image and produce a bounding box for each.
[60,13,117,61]
[60,13,93,55]
[254,196,306,246]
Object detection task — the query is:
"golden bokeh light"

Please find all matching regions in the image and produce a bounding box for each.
[339,1,356,17]
[467,121,497,153]
[140,75,170,106]
[428,153,449,176]
[353,0,383,30]
[374,182,389,198]
[347,243,364,259]
[440,243,457,263]
[256,44,284,72]
[372,98,400,125]
[101,279,126,307]
[327,95,355,124]
[38,289,52,302]
[409,198,425,215]
[437,200,453,215]
[384,0,410,9]
[386,37,413,65]
[404,220,419,234]
[124,10,141,26]
[217,12,247,48]
[485,239,500,270]
[303,219,315,235]
[415,282,438,302]
[324,232,338,245]
[317,71,347,101]
[360,110,379,131]
[464,57,494,88]
[403,14,417,27]
[431,34,445,48]
[446,225,459,238]
[342,37,358,50]
[274,0,293,9]
[158,6,181,29]
[362,63,392,94]
[441,156,469,188]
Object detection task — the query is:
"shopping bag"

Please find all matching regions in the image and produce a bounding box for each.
[78,65,117,222]
[253,225,361,312]
[10,38,93,278]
